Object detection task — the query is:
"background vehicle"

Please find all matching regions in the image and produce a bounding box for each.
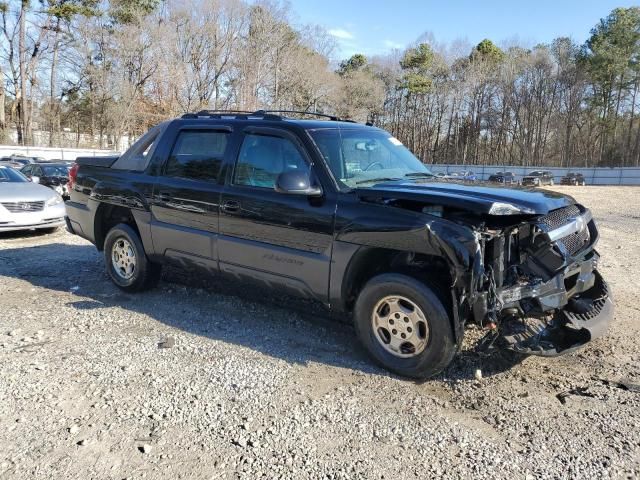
[65,110,613,379]
[2,155,38,167]
[561,172,586,186]
[522,170,555,186]
[20,163,71,199]
[449,170,477,182]
[487,171,517,185]
[0,165,65,233]
[0,158,23,169]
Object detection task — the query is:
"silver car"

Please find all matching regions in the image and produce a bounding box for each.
[0,166,66,232]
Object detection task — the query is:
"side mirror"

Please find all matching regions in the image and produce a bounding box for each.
[31,176,40,184]
[275,170,322,197]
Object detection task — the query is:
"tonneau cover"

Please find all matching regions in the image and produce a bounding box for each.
[75,156,120,168]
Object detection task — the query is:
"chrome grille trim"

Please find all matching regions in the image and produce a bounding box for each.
[1,201,45,213]
[539,205,593,256]
[539,205,581,231]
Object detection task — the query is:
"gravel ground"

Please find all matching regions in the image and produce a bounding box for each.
[0,186,639,479]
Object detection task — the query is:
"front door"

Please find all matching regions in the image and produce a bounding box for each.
[150,126,231,271]
[218,128,335,302]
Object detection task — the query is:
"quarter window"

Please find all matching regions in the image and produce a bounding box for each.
[164,130,228,181]
[234,134,309,188]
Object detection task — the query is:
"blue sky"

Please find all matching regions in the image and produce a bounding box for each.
[287,0,639,59]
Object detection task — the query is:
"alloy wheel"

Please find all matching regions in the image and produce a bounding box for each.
[111,237,136,280]
[371,295,429,357]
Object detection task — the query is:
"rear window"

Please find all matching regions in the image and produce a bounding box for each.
[41,165,69,176]
[111,122,168,171]
[163,130,229,181]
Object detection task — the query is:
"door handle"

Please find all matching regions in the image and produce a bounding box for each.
[221,200,240,213]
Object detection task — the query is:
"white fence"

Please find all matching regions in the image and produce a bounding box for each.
[0,145,118,162]
[4,145,640,185]
[428,164,640,186]
[3,128,131,152]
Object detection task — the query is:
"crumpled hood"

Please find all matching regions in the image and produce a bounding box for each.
[356,180,575,215]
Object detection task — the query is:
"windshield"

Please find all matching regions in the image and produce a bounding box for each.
[308,128,432,188]
[0,167,28,183]
[41,165,69,176]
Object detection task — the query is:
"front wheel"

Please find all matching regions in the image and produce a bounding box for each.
[354,274,457,379]
[103,223,161,292]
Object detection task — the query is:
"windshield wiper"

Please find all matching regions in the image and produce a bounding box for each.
[404,172,436,178]
[354,177,402,185]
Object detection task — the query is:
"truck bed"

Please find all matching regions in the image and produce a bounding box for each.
[75,156,120,168]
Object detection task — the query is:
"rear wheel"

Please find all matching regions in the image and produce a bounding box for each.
[354,273,456,379]
[104,223,161,292]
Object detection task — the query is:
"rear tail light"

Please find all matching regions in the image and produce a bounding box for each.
[68,163,79,190]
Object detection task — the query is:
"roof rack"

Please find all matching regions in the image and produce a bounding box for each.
[180,109,356,123]
[252,110,340,121]
[181,110,257,119]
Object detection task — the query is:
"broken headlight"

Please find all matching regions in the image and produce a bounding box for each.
[488,202,535,216]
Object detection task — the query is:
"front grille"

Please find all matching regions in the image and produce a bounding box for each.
[539,205,581,230]
[561,229,591,255]
[1,201,45,213]
[539,205,591,255]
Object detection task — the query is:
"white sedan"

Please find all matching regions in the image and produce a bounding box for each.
[0,166,66,233]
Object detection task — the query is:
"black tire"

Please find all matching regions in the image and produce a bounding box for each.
[103,223,161,292]
[353,273,457,379]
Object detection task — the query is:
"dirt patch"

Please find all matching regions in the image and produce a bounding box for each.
[0,186,639,478]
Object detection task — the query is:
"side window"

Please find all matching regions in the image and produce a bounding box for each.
[164,130,228,181]
[234,134,309,188]
[32,166,42,176]
[22,165,32,175]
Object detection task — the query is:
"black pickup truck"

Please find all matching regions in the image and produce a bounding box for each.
[65,110,613,379]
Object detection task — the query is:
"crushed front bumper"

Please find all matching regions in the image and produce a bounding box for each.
[495,252,614,356]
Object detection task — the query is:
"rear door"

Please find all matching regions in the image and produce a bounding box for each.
[150,125,233,271]
[217,127,336,302]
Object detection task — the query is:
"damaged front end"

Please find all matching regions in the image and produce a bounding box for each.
[475,204,614,356]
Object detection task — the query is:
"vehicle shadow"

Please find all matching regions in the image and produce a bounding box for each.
[0,242,523,382]
[0,229,57,241]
